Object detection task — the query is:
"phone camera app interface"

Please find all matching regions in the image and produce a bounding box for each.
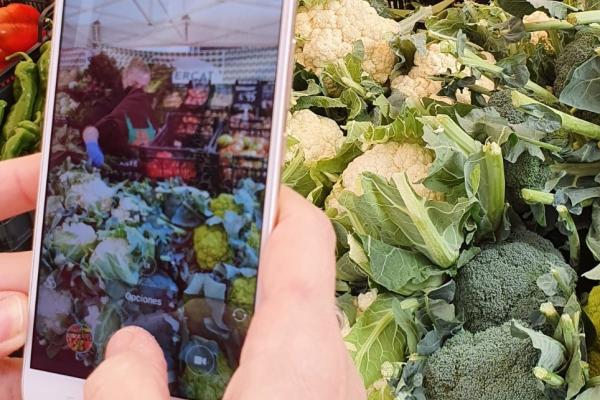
[31,1,284,399]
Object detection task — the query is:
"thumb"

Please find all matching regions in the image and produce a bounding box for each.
[84,326,169,400]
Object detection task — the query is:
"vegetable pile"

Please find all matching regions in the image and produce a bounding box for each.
[284,0,600,398]
[38,159,264,399]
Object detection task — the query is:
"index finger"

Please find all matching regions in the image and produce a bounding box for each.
[0,153,40,221]
[257,186,337,307]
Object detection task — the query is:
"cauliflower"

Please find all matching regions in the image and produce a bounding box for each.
[295,0,399,83]
[64,174,116,213]
[391,43,495,104]
[357,289,378,313]
[584,285,600,376]
[88,238,141,286]
[228,276,257,305]
[50,222,97,261]
[327,142,442,211]
[209,193,241,218]
[193,225,233,271]
[523,12,553,49]
[286,110,345,164]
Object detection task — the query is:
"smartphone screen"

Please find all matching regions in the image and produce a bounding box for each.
[29,1,285,398]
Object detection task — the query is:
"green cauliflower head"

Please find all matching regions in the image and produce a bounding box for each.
[209,193,242,218]
[504,152,552,214]
[423,322,545,400]
[228,276,257,306]
[193,225,233,271]
[554,29,600,96]
[246,223,261,252]
[180,351,233,400]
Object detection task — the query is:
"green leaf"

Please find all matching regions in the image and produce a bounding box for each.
[575,387,600,400]
[357,234,447,295]
[344,294,407,388]
[339,173,477,268]
[511,320,567,371]
[559,56,600,114]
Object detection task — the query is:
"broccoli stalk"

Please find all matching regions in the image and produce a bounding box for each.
[534,367,566,387]
[557,205,581,268]
[447,44,559,104]
[567,10,600,25]
[524,19,574,32]
[511,91,600,140]
[521,188,555,205]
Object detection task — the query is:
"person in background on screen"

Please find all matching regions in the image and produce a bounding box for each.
[83,57,158,167]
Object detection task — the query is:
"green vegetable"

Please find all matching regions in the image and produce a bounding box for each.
[423,322,545,400]
[228,276,257,305]
[554,28,600,96]
[2,52,38,141]
[180,349,232,400]
[86,237,142,286]
[193,225,233,271]
[209,193,241,218]
[34,41,51,115]
[49,222,97,261]
[505,152,553,214]
[246,223,260,251]
[488,89,527,124]
[455,228,577,332]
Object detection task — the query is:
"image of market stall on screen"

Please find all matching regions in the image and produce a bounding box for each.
[30,1,283,399]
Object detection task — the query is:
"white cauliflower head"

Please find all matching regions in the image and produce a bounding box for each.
[295,0,398,83]
[391,43,495,104]
[327,141,443,211]
[286,109,345,164]
[523,11,553,50]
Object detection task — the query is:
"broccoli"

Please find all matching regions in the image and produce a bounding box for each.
[180,351,233,400]
[504,152,552,214]
[422,322,545,400]
[193,225,233,271]
[488,89,527,124]
[228,276,257,306]
[455,228,576,332]
[554,29,600,96]
[209,193,242,218]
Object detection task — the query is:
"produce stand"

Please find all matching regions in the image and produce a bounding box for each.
[0,0,53,252]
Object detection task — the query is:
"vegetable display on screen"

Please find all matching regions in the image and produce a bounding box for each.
[285,0,600,398]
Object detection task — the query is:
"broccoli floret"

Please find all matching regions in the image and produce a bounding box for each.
[209,193,242,218]
[488,89,527,124]
[193,225,233,271]
[228,276,257,306]
[180,351,233,400]
[554,29,600,96]
[456,228,576,332]
[423,322,545,400]
[504,153,552,214]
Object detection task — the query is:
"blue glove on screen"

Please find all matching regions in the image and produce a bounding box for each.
[85,141,105,167]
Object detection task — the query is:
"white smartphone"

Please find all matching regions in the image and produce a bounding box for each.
[22,1,296,399]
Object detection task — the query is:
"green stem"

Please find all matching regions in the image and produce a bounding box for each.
[521,188,554,205]
[567,10,600,25]
[512,91,600,140]
[557,205,580,268]
[533,367,565,387]
[460,49,558,104]
[524,20,574,32]
[549,161,600,177]
[514,133,562,153]
[482,142,506,232]
[421,114,481,155]
[393,173,457,268]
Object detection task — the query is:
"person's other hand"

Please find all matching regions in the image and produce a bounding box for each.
[224,187,366,400]
[0,154,40,400]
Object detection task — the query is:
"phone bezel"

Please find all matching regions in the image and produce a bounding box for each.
[21,1,297,398]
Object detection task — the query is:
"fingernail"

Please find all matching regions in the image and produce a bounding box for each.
[0,294,24,343]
